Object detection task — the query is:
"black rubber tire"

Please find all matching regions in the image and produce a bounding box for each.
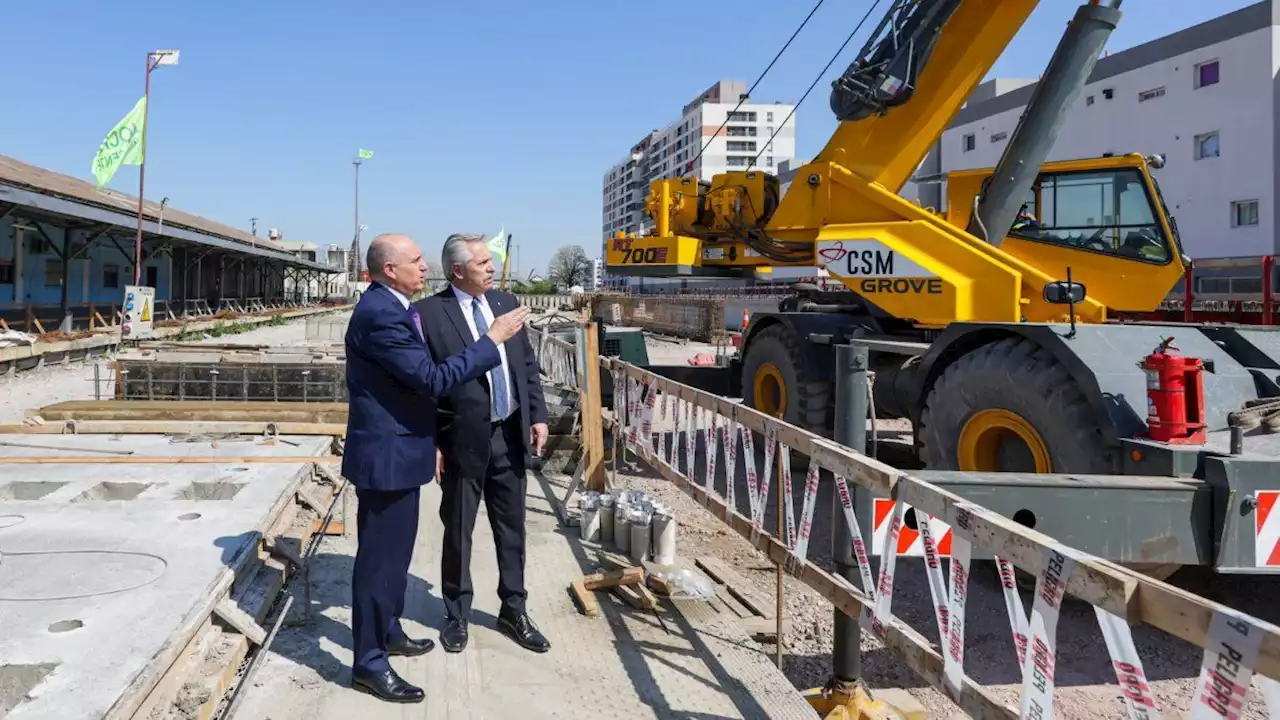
[741,324,833,437]
[918,336,1116,474]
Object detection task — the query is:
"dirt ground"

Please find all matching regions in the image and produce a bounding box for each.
[621,337,1280,719]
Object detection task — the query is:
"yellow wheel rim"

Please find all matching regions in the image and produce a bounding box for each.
[753,363,787,419]
[958,409,1052,473]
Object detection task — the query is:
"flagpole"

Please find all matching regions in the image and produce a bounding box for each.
[133,53,156,287]
[500,233,512,290]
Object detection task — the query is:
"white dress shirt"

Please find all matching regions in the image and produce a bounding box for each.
[384,284,410,309]
[451,285,514,422]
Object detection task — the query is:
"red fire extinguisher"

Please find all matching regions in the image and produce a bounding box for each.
[1142,337,1207,444]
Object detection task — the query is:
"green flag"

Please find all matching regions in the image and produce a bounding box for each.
[487,227,507,263]
[92,97,147,187]
[358,148,374,159]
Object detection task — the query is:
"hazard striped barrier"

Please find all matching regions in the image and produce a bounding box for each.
[596,356,1280,720]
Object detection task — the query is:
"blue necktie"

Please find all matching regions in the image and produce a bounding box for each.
[471,299,510,420]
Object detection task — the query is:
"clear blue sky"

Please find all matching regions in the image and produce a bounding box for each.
[0,0,1256,275]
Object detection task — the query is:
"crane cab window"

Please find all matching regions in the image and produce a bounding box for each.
[1013,168,1172,264]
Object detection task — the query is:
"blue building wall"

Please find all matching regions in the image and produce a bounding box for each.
[0,214,170,307]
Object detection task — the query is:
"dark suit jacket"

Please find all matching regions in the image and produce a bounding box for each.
[342,283,501,492]
[415,286,547,478]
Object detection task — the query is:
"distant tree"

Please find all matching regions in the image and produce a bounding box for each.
[547,245,592,288]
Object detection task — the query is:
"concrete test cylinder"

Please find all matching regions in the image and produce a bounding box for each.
[615,503,633,554]
[579,492,601,542]
[651,508,677,565]
[629,508,652,564]
[599,494,616,543]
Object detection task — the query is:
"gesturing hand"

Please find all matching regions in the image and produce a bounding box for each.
[485,307,531,344]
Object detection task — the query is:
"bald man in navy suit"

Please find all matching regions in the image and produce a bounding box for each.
[342,233,529,703]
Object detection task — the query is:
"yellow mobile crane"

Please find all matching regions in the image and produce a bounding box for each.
[605,0,1220,477]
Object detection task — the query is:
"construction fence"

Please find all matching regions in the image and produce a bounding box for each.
[529,327,1280,719]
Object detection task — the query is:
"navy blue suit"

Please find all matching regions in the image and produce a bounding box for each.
[342,282,500,675]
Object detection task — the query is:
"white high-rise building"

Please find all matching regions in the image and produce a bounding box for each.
[601,80,798,287]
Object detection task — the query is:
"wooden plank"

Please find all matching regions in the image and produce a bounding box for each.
[0,420,347,436]
[214,597,267,646]
[696,556,775,619]
[570,580,599,617]
[742,616,791,642]
[579,321,607,491]
[30,400,348,424]
[613,583,657,611]
[313,519,344,535]
[582,567,644,591]
[128,620,219,720]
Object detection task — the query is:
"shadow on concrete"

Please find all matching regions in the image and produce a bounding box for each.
[256,551,453,690]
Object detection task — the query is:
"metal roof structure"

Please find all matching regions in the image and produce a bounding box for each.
[0,154,338,273]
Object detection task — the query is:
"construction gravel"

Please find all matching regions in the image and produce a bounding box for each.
[616,336,1280,718]
[0,311,351,424]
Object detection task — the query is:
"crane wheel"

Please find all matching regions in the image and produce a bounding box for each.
[741,325,832,437]
[918,337,1114,474]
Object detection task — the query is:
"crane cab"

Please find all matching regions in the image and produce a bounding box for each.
[943,152,1188,313]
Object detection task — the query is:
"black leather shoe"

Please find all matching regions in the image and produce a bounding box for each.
[387,635,435,657]
[351,667,425,703]
[440,617,469,653]
[497,612,550,653]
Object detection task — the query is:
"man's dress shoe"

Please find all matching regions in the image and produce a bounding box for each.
[440,618,469,653]
[497,612,550,653]
[388,635,435,657]
[351,667,424,703]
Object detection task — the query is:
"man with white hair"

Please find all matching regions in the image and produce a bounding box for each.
[414,232,550,655]
[343,233,530,703]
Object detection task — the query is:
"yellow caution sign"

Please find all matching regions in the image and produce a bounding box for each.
[141,298,152,322]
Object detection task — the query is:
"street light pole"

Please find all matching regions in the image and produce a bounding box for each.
[133,49,178,287]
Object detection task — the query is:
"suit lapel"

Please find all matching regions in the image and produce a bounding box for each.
[440,289,474,348]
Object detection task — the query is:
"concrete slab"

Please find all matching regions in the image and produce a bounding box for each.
[0,433,331,720]
[230,468,817,719]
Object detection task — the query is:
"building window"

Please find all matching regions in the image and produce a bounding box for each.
[1013,168,1171,263]
[0,261,12,285]
[766,112,774,122]
[766,156,774,167]
[1086,95,1094,106]
[1231,200,1259,228]
[991,131,1008,143]
[963,133,976,152]
[1195,60,1220,88]
[146,266,159,288]
[103,264,120,288]
[1138,87,1165,102]
[765,126,774,137]
[44,260,63,286]
[1194,131,1220,160]
[1102,88,1114,100]
[727,111,756,122]
[726,141,757,152]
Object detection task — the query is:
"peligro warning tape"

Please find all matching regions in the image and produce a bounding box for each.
[1018,544,1076,720]
[705,413,720,508]
[943,505,975,703]
[996,556,1031,672]
[833,473,876,624]
[626,378,641,451]
[659,390,670,465]
[723,420,737,513]
[741,424,759,525]
[640,378,658,461]
[916,508,951,643]
[788,462,821,576]
[781,444,796,548]
[685,401,696,478]
[1095,607,1162,720]
[1188,609,1265,720]
[870,498,905,638]
[752,424,777,545]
